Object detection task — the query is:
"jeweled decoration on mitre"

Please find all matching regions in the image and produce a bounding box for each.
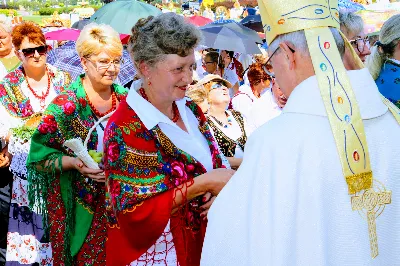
[259,0,340,45]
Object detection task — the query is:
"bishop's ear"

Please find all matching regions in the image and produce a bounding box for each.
[279,42,296,70]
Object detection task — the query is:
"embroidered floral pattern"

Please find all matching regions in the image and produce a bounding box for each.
[104,100,224,227]
[0,64,71,118]
[6,232,53,265]
[30,75,128,265]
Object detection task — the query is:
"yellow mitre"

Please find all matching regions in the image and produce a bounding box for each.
[259,0,339,45]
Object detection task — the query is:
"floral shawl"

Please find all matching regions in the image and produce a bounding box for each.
[376,59,400,108]
[104,99,225,266]
[0,63,71,118]
[27,75,128,265]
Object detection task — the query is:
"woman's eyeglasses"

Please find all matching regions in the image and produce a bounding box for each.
[349,37,370,53]
[85,57,124,71]
[19,45,48,58]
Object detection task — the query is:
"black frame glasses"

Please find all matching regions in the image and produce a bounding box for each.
[349,37,370,54]
[19,45,48,58]
[264,45,296,67]
[202,61,215,66]
[262,45,295,78]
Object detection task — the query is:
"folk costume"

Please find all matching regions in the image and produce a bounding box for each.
[104,88,225,266]
[27,75,127,265]
[0,64,70,265]
[201,0,400,265]
[375,59,400,108]
[207,110,247,158]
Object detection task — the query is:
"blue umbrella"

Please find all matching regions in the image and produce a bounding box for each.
[47,41,136,86]
[240,14,262,32]
[338,0,365,12]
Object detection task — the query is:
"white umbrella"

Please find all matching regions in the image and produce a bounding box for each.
[199,21,263,54]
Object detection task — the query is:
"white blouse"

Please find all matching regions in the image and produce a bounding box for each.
[126,88,214,171]
[0,80,57,152]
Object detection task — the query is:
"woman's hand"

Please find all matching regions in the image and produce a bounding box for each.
[200,192,216,220]
[201,168,236,196]
[71,157,105,182]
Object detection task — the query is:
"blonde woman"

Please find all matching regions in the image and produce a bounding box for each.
[27,23,128,265]
[187,75,247,169]
[366,14,400,108]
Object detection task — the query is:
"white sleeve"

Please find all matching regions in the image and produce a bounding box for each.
[245,104,259,137]
[0,104,22,146]
[231,94,253,120]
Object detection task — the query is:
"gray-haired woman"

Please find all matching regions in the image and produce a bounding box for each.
[366,14,400,108]
[339,11,371,68]
[103,13,234,265]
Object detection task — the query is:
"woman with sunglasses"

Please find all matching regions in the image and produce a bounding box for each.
[188,74,248,169]
[0,21,71,265]
[27,23,128,265]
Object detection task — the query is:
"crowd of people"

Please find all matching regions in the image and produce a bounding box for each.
[0,0,399,265]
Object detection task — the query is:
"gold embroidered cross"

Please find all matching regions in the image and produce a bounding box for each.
[351,188,391,258]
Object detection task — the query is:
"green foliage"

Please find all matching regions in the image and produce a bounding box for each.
[38,6,79,15]
[38,7,55,15]
[0,9,18,16]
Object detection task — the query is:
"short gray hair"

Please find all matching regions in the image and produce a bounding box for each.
[128,13,202,73]
[366,14,400,79]
[267,27,345,59]
[0,14,12,33]
[339,11,364,39]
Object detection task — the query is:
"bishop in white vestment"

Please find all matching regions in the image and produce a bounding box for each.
[200,0,400,265]
[201,68,400,265]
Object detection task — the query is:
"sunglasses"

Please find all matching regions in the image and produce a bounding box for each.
[210,83,226,90]
[19,45,48,57]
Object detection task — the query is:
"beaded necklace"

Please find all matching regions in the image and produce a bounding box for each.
[23,66,51,109]
[139,87,180,123]
[87,91,117,117]
[210,111,233,128]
